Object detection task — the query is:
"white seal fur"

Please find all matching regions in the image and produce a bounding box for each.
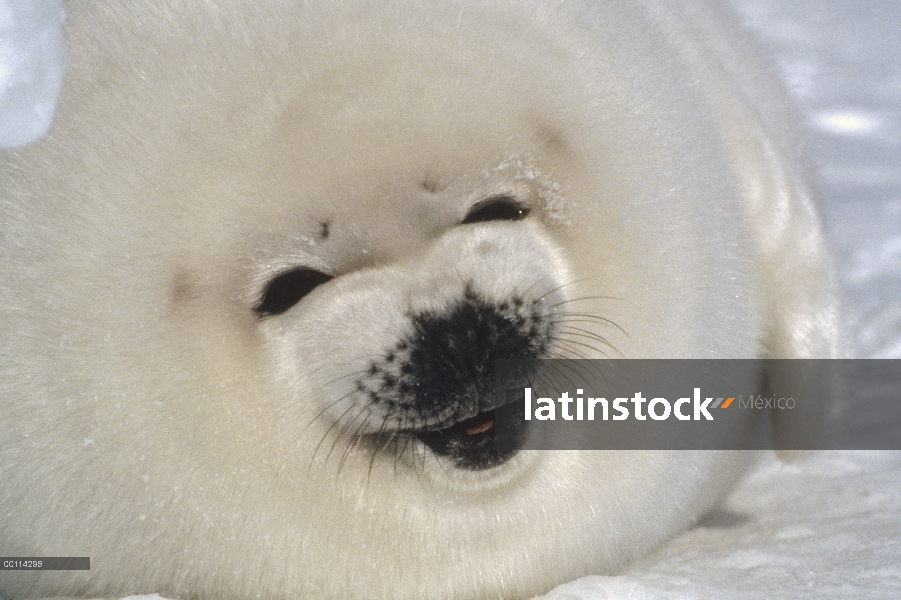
[0,1,842,599]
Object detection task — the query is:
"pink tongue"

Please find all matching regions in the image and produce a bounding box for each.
[465,415,495,436]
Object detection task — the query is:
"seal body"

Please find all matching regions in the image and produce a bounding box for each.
[0,1,841,599]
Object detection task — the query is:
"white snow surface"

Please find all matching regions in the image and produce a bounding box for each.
[3,0,898,598]
[538,452,901,599]
[0,0,64,148]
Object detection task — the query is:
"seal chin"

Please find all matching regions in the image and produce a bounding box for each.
[414,407,526,470]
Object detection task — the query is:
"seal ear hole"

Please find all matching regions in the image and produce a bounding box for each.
[255,268,333,316]
[462,196,530,224]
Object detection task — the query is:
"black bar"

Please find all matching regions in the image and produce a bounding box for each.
[0,557,90,570]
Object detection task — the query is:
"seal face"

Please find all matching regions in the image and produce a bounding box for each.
[269,204,576,475]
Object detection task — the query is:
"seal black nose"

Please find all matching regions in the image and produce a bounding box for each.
[377,285,551,469]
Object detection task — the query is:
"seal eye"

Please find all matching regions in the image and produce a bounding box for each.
[255,268,333,316]
[462,196,529,224]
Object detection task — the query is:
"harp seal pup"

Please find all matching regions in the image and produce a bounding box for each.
[0,1,841,599]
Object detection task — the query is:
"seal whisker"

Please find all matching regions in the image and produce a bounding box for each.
[310,399,361,472]
[553,312,630,338]
[300,387,360,443]
[531,274,604,303]
[555,326,622,356]
[337,410,374,477]
[329,402,372,460]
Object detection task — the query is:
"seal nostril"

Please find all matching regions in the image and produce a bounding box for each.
[462,196,529,224]
[255,268,333,316]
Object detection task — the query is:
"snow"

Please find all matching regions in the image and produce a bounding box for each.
[539,452,901,599]
[2,0,898,598]
[0,0,64,148]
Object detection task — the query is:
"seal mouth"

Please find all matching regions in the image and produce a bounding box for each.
[413,408,522,470]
